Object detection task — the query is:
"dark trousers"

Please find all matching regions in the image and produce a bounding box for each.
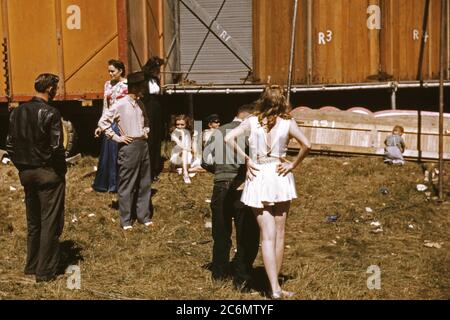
[210,180,260,284]
[18,167,65,278]
[145,96,163,180]
[117,140,152,227]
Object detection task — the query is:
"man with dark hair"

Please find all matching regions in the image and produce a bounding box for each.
[202,103,260,292]
[6,73,66,282]
[98,71,153,230]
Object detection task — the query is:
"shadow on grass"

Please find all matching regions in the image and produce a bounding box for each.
[249,267,295,298]
[58,240,84,274]
[202,262,296,298]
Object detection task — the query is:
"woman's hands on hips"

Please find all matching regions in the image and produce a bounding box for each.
[277,161,294,176]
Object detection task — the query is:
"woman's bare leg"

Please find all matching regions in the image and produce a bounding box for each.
[181,150,189,177]
[273,201,290,275]
[253,206,281,295]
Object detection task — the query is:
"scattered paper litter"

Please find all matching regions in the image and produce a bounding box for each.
[424,241,443,249]
[370,221,381,227]
[416,184,428,192]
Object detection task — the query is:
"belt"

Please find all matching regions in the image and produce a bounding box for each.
[255,156,282,164]
[131,136,147,141]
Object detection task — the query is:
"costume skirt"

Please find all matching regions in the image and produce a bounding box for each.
[241,160,297,209]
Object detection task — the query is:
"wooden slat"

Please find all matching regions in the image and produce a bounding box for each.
[252,0,306,84]
[381,0,441,81]
[290,107,450,160]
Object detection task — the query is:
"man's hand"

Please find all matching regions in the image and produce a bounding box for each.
[120,136,134,145]
[94,127,102,138]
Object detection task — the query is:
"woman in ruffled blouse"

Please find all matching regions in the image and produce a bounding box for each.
[92,59,128,192]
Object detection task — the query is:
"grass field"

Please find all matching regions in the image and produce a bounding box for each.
[0,155,449,300]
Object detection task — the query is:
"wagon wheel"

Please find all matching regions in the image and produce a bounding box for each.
[62,119,77,157]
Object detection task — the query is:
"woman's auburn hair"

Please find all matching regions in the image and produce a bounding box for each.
[253,85,292,132]
[170,114,194,135]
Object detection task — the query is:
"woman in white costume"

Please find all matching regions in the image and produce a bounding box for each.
[225,85,310,299]
[169,114,202,184]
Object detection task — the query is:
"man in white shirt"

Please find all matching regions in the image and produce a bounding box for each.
[98,71,153,230]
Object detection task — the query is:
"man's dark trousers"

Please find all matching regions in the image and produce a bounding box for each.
[210,179,260,285]
[117,139,152,227]
[18,167,65,280]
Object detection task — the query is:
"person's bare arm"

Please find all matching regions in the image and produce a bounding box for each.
[224,124,259,179]
[171,130,191,151]
[400,137,406,153]
[192,131,199,156]
[276,119,311,176]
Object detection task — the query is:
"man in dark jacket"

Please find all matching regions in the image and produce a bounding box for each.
[142,56,165,182]
[6,73,66,282]
[202,104,260,291]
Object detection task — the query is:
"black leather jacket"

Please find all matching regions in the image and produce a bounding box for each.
[6,97,67,175]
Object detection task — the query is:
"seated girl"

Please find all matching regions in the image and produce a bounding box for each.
[169,114,202,184]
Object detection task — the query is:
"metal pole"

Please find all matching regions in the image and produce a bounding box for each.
[447,0,450,79]
[438,0,446,202]
[417,0,431,84]
[390,83,397,110]
[164,81,450,94]
[1,0,12,102]
[187,94,194,119]
[287,0,299,106]
[307,0,313,85]
[417,0,431,163]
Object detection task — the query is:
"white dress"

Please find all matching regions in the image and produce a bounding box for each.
[240,116,297,208]
[170,129,201,167]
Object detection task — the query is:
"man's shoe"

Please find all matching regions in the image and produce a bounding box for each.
[36,274,57,283]
[212,272,232,282]
[24,270,35,276]
[111,199,119,210]
[233,280,251,293]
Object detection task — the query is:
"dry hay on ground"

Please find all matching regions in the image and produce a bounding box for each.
[0,155,449,300]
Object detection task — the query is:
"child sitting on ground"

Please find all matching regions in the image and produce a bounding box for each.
[169,114,202,184]
[384,125,406,165]
[202,114,221,146]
